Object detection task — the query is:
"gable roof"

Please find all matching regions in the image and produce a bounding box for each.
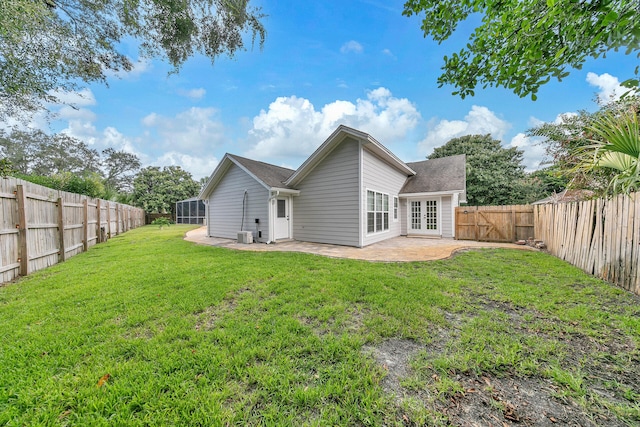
[531,189,595,205]
[285,125,415,186]
[228,154,295,188]
[400,154,466,194]
[199,153,295,199]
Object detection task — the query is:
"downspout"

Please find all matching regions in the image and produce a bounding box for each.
[267,190,280,244]
[240,189,248,231]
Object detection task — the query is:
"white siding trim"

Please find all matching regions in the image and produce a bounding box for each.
[451,193,459,238]
[359,141,364,248]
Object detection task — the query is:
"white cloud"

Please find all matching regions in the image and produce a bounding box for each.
[178,88,206,100]
[340,40,363,54]
[382,48,396,59]
[586,72,630,105]
[106,58,151,80]
[529,111,578,129]
[155,151,219,180]
[509,133,546,171]
[420,105,510,154]
[244,87,421,161]
[50,88,97,107]
[141,107,225,151]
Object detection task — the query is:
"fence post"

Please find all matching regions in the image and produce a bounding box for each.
[511,206,516,242]
[116,205,120,235]
[96,199,102,244]
[16,185,29,276]
[106,202,111,239]
[474,208,479,241]
[57,197,66,262]
[83,199,88,252]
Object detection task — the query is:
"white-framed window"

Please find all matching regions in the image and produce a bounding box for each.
[367,190,389,234]
[393,196,399,221]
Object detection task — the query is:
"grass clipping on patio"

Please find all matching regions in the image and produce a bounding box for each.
[0,225,638,426]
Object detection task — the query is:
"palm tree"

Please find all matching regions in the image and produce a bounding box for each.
[575,106,640,195]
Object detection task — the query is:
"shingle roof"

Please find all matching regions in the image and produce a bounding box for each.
[400,154,466,194]
[228,154,295,188]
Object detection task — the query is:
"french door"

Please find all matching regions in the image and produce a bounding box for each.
[409,199,439,235]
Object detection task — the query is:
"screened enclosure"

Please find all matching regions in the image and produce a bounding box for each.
[176,198,206,224]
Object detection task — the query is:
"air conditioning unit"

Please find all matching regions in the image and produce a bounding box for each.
[237,231,253,244]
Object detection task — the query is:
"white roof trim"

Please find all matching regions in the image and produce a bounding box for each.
[270,187,301,195]
[399,190,465,198]
[285,125,415,186]
[199,154,271,199]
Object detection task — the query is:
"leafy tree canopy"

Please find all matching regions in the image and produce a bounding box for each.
[403,0,640,99]
[132,166,199,213]
[529,96,640,195]
[428,134,535,205]
[0,0,265,117]
[0,128,141,194]
[18,172,106,198]
[574,104,640,194]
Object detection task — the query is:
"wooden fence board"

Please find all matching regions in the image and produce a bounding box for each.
[455,205,534,242]
[0,177,145,285]
[533,193,639,295]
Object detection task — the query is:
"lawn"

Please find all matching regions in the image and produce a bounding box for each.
[0,225,638,426]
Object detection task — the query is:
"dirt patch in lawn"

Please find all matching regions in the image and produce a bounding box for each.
[365,299,639,426]
[438,374,625,427]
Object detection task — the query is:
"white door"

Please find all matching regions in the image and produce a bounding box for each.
[409,199,439,235]
[274,198,290,239]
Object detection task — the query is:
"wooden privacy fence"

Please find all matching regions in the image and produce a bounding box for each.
[0,177,145,284]
[455,205,535,242]
[534,193,640,295]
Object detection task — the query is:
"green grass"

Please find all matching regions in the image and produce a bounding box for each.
[1,225,638,425]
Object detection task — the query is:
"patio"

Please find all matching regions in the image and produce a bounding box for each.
[184,227,535,262]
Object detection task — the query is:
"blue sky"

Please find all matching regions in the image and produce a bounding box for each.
[19,0,637,179]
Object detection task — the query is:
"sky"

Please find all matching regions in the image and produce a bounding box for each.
[11,0,638,180]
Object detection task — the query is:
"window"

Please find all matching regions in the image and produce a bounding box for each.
[367,190,389,234]
[393,197,398,221]
[277,199,286,218]
[425,200,437,230]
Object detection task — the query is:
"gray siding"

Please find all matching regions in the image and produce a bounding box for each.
[400,198,407,235]
[207,164,269,242]
[441,195,453,238]
[293,137,360,246]
[362,148,409,246]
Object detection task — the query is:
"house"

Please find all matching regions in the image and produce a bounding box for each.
[531,189,595,205]
[199,125,466,247]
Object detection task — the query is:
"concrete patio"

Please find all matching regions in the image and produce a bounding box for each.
[184,227,535,262]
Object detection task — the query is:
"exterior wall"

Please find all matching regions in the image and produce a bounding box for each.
[207,164,269,242]
[292,137,360,246]
[440,195,453,238]
[400,198,408,235]
[361,147,409,246]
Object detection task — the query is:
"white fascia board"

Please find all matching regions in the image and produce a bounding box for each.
[199,155,233,199]
[284,126,357,186]
[227,156,271,191]
[362,136,416,176]
[399,190,465,198]
[270,187,301,196]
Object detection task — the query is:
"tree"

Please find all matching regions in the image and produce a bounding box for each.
[428,134,534,205]
[132,166,199,213]
[529,96,640,194]
[403,0,640,99]
[17,172,106,198]
[574,106,640,194]
[0,0,266,117]
[0,129,100,175]
[32,133,101,176]
[0,158,16,177]
[101,148,141,193]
